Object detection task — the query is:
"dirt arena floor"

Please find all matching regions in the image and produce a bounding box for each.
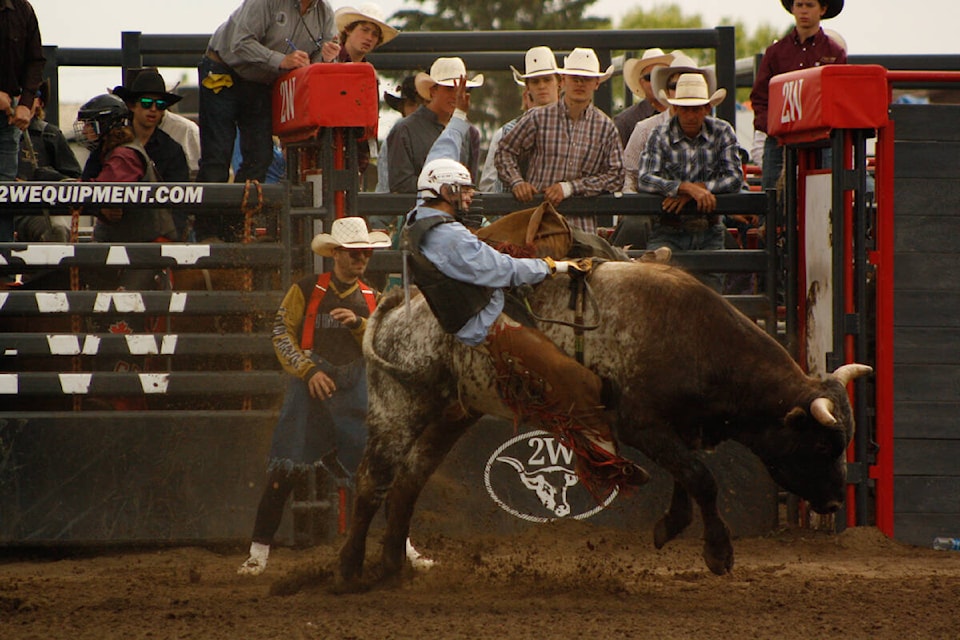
[2,523,960,640]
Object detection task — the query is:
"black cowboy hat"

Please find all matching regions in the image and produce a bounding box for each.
[383,75,419,114]
[113,68,183,106]
[780,0,843,19]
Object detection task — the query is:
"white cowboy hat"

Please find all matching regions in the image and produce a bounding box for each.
[510,46,560,86]
[650,52,719,108]
[311,217,391,257]
[557,47,613,83]
[660,73,727,108]
[334,3,399,45]
[415,57,484,101]
[622,48,674,98]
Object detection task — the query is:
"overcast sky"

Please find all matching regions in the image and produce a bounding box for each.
[35,0,956,105]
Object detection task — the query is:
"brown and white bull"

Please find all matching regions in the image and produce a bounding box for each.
[338,260,871,585]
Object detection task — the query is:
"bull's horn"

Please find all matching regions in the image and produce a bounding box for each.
[811,397,838,426]
[832,363,873,386]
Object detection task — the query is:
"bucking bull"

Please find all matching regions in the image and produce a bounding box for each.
[337,218,871,587]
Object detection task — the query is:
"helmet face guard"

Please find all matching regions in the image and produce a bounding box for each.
[74,94,130,150]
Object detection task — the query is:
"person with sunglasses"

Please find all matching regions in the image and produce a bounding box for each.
[238,217,396,576]
[113,68,191,240]
[614,48,673,148]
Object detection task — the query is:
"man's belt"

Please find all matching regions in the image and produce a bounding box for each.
[657,214,719,232]
[205,49,228,66]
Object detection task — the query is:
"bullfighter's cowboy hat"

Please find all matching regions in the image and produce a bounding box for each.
[650,52,719,109]
[311,217,391,257]
[383,75,419,114]
[510,46,561,86]
[335,3,399,45]
[415,57,484,101]
[659,73,727,108]
[112,68,183,106]
[780,0,843,19]
[623,48,674,98]
[557,48,614,83]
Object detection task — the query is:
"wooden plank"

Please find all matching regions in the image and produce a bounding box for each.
[895,217,960,253]
[894,254,960,291]
[894,476,960,514]
[0,290,282,316]
[892,104,960,142]
[0,242,283,270]
[895,327,960,363]
[894,178,960,215]
[896,401,960,438]
[895,439,960,475]
[4,371,285,396]
[895,364,960,402]
[0,332,275,357]
[894,291,960,327]
[893,513,960,548]
[894,141,960,179]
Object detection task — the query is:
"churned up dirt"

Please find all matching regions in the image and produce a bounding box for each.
[2,523,959,639]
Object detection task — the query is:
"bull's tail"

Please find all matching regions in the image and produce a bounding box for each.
[363,287,423,382]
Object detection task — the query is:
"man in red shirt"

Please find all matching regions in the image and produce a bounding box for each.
[750,0,846,190]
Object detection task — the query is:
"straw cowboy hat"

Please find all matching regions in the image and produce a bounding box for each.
[335,3,399,45]
[557,47,614,83]
[660,73,727,108]
[415,57,484,101]
[311,217,391,257]
[112,68,182,106]
[623,48,674,98]
[780,0,843,19]
[650,52,719,108]
[510,46,560,86]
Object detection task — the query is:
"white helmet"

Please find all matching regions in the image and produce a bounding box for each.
[417,158,475,200]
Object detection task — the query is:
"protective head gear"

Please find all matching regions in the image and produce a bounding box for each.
[74,93,130,150]
[417,158,476,215]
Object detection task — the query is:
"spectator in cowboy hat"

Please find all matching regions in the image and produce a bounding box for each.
[376,76,421,194]
[386,57,482,194]
[637,73,743,291]
[479,46,561,192]
[111,68,191,240]
[495,47,624,233]
[335,3,398,62]
[750,0,846,191]
[614,48,674,147]
[622,51,713,192]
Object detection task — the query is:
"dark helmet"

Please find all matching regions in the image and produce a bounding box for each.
[74,93,130,149]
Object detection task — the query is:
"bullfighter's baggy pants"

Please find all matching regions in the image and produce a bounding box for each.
[483,314,650,500]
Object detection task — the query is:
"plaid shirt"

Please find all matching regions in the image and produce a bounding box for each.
[495,99,624,198]
[637,115,743,198]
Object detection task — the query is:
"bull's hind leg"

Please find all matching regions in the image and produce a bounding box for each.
[634,430,734,575]
[378,408,480,582]
[337,435,399,590]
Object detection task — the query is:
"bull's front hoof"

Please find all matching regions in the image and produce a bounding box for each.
[702,539,735,575]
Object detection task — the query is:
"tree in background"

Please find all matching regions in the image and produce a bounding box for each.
[384,0,611,140]
[619,3,783,103]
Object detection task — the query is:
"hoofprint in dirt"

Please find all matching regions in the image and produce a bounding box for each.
[2,524,959,640]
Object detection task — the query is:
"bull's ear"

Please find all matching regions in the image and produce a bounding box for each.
[783,406,808,429]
